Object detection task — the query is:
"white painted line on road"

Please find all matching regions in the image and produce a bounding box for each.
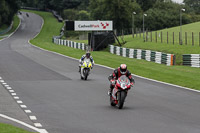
[25,110,32,113]
[17,101,23,104]
[8,89,13,92]
[0,16,22,42]
[11,93,16,96]
[29,116,37,120]
[20,105,27,108]
[31,42,200,93]
[6,87,12,90]
[34,123,42,127]
[0,15,48,132]
[0,114,48,133]
[14,96,19,99]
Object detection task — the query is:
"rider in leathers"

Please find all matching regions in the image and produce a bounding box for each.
[79,51,94,72]
[108,64,135,95]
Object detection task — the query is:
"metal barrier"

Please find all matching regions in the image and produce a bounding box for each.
[0,22,13,35]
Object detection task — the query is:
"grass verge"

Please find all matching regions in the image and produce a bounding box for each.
[0,123,35,133]
[23,10,200,90]
[122,36,200,65]
[0,15,20,39]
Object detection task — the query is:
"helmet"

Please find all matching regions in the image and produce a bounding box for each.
[120,64,127,74]
[86,51,90,58]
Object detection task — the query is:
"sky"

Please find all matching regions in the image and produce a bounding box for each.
[172,0,184,3]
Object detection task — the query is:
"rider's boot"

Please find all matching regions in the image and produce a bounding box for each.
[79,66,81,72]
[108,88,113,96]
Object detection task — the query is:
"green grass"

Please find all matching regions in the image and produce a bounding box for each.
[0,15,20,39]
[0,24,9,31]
[121,22,200,65]
[63,22,200,65]
[23,10,200,90]
[0,123,35,133]
[122,36,200,65]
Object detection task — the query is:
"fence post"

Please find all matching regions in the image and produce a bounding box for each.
[161,32,162,43]
[139,28,141,38]
[179,32,180,45]
[185,32,187,45]
[192,32,194,46]
[146,31,148,42]
[156,32,157,43]
[151,32,152,42]
[173,32,174,45]
[167,32,168,44]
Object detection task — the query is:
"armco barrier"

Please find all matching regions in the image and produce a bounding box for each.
[0,22,13,35]
[53,38,87,51]
[183,54,200,68]
[110,45,175,66]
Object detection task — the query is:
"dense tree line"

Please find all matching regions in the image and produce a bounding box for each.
[20,0,200,31]
[0,0,19,26]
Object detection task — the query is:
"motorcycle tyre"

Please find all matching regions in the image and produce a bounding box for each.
[117,91,126,109]
[84,69,89,80]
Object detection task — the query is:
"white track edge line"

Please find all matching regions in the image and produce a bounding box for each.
[0,13,48,133]
[28,13,200,94]
[0,15,21,42]
[28,40,200,93]
[0,114,48,133]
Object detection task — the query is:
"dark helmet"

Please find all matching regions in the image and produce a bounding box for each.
[120,64,127,74]
[86,51,91,58]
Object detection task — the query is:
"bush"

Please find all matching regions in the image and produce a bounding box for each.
[78,10,90,20]
[62,9,78,20]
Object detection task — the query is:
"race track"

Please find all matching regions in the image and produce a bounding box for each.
[0,12,200,133]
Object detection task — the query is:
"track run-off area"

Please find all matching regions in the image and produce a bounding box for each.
[0,12,200,133]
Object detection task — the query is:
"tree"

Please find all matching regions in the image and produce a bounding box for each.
[0,0,19,26]
[136,0,164,11]
[62,9,78,20]
[89,0,142,30]
[78,10,90,20]
[144,1,191,31]
[184,0,200,14]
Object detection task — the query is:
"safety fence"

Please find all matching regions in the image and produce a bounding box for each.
[183,54,200,68]
[0,22,13,35]
[53,38,87,50]
[109,45,175,66]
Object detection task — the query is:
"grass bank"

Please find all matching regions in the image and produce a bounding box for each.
[0,15,20,39]
[23,10,200,90]
[0,123,35,133]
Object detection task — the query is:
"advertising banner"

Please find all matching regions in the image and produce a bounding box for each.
[75,21,113,31]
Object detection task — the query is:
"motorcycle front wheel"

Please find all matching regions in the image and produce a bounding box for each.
[83,69,89,80]
[117,91,127,109]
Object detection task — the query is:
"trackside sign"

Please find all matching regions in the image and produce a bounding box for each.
[75,21,113,31]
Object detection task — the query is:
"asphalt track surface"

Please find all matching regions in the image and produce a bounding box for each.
[0,12,200,133]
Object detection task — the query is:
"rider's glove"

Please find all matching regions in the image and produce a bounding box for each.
[110,80,116,85]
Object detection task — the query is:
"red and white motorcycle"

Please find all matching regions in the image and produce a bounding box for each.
[110,75,132,109]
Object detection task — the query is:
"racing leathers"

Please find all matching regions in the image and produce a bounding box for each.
[108,68,135,95]
[79,55,94,72]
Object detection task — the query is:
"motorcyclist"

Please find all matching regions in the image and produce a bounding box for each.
[79,51,94,72]
[108,64,135,95]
